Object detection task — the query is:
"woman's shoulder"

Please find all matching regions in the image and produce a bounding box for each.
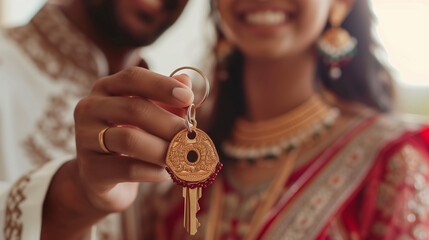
[346,108,429,186]
[372,112,428,141]
[362,115,429,238]
[373,112,427,144]
[334,103,429,169]
[374,113,429,180]
[327,91,428,139]
[337,99,429,147]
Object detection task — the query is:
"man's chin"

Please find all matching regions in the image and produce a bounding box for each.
[83,0,180,48]
[107,33,159,48]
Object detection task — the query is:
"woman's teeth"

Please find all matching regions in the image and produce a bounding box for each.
[141,0,162,9]
[245,11,287,26]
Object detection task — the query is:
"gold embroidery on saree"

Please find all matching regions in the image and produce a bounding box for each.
[263,116,408,240]
[371,145,429,239]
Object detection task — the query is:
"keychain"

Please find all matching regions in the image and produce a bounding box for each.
[165,67,222,235]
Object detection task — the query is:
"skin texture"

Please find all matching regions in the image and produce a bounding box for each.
[74,70,193,212]
[43,70,194,239]
[83,0,189,47]
[216,0,336,122]
[215,0,354,121]
[214,0,354,184]
[61,0,188,73]
[42,0,191,239]
[217,0,332,59]
[42,0,355,238]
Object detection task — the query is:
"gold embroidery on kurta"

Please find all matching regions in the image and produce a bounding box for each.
[5,5,106,165]
[3,173,31,240]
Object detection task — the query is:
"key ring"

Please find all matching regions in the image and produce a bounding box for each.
[185,104,197,131]
[170,67,210,132]
[166,68,221,237]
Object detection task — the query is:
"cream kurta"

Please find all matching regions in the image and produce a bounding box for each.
[0,4,123,239]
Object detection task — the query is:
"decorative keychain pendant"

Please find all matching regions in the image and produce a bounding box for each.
[165,67,222,235]
[166,128,220,184]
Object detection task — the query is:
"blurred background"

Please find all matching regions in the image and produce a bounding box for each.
[0,0,428,117]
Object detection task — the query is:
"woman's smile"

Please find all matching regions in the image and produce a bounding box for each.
[243,10,289,26]
[217,0,330,58]
[234,3,297,35]
[237,8,296,36]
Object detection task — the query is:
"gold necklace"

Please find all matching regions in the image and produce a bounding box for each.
[205,95,341,239]
[205,149,300,240]
[221,95,339,163]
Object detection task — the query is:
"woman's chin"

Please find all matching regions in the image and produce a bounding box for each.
[239,47,296,61]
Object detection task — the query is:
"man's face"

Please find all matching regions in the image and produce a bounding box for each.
[85,0,188,47]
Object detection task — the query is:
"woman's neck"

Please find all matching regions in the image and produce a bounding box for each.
[243,51,316,121]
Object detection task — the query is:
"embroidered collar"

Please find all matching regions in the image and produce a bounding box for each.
[7,4,109,78]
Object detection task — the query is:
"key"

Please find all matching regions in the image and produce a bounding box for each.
[165,67,222,235]
[183,187,202,235]
[166,128,222,235]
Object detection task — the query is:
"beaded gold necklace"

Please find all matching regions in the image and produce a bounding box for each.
[221,95,340,163]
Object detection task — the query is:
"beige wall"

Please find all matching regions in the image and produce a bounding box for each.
[0,0,427,116]
[0,0,46,27]
[0,0,3,27]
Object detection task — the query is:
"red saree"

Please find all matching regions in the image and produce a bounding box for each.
[144,114,429,240]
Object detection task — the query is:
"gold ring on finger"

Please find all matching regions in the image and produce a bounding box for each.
[98,126,113,154]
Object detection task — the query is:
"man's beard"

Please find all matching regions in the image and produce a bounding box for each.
[83,0,172,47]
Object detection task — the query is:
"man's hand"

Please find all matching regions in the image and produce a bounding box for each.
[42,67,193,239]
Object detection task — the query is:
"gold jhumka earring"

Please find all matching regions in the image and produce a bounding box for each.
[317,3,357,80]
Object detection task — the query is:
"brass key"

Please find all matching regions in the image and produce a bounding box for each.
[183,187,202,235]
[166,128,221,235]
[165,67,222,235]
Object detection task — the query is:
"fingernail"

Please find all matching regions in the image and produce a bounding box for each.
[172,87,194,104]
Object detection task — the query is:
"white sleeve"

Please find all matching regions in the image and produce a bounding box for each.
[1,159,67,240]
